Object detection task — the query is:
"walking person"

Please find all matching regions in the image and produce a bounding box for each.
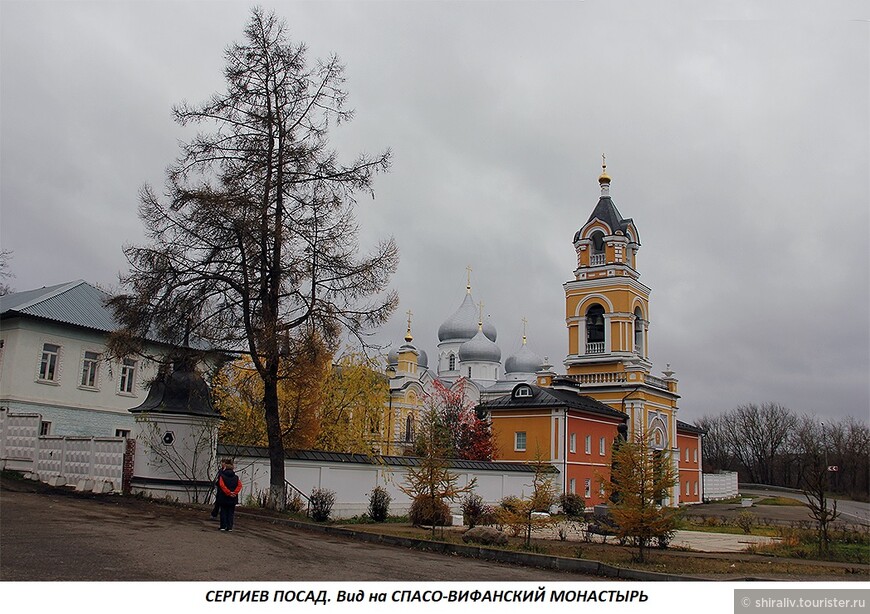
[216,459,242,532]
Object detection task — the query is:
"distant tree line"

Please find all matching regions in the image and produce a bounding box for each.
[697,403,870,501]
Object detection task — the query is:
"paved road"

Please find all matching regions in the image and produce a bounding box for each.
[740,488,870,526]
[0,488,604,582]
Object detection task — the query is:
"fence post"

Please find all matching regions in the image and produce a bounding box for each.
[122,438,136,495]
[31,431,42,480]
[89,438,96,480]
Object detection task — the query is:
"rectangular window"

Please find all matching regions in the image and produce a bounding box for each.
[685,481,690,496]
[569,433,576,453]
[694,448,698,463]
[38,343,60,382]
[514,431,527,452]
[694,481,699,495]
[599,436,606,456]
[569,478,576,494]
[119,358,137,394]
[39,421,51,436]
[115,429,131,439]
[584,434,591,454]
[599,482,606,497]
[584,478,591,498]
[80,351,100,388]
[685,447,690,462]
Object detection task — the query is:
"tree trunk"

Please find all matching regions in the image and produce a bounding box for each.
[263,372,286,510]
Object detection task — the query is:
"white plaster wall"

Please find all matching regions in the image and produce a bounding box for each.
[0,320,160,435]
[233,455,551,519]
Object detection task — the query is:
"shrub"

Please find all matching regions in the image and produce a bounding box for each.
[309,488,336,522]
[559,493,586,518]
[408,494,452,527]
[499,495,522,514]
[461,493,486,528]
[736,510,757,534]
[478,505,500,527]
[287,491,305,514]
[368,486,391,522]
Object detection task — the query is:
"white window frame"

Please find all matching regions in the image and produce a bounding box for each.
[115,429,131,439]
[685,481,690,496]
[694,448,698,463]
[584,478,591,498]
[569,433,576,453]
[694,481,699,495]
[685,447,690,462]
[569,478,576,494]
[118,358,137,395]
[80,350,101,389]
[39,421,52,436]
[599,482,606,497]
[514,431,527,452]
[599,436,606,456]
[38,343,61,383]
[584,434,591,455]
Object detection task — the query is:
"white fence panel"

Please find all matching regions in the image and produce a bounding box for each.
[703,471,739,501]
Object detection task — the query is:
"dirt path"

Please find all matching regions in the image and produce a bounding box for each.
[0,483,603,582]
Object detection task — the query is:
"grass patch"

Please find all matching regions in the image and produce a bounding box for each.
[755,497,805,507]
[343,522,869,579]
[679,523,781,538]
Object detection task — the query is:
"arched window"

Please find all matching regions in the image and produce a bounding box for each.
[585,304,605,354]
[405,415,414,442]
[590,231,606,266]
[448,353,456,370]
[634,307,644,355]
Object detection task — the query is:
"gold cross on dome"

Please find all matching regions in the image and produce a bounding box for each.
[404,308,413,342]
[522,317,528,343]
[477,301,485,325]
[466,265,473,292]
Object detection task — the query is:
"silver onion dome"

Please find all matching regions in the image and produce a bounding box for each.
[438,292,497,343]
[459,328,501,363]
[505,343,543,374]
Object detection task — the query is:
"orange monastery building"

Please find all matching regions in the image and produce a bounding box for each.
[483,162,705,506]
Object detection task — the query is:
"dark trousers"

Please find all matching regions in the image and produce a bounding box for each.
[219,503,236,530]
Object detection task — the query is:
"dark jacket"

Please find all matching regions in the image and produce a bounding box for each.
[216,469,242,507]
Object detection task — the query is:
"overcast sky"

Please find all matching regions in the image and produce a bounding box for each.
[1,1,867,424]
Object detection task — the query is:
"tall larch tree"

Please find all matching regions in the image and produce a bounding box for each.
[108,8,398,508]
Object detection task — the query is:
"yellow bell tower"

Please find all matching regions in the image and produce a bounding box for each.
[561,159,681,486]
[565,156,649,375]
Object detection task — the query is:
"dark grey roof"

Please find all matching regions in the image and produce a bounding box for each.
[574,197,639,245]
[0,280,210,350]
[481,384,628,421]
[217,444,551,473]
[0,280,117,332]
[129,363,220,417]
[677,420,706,435]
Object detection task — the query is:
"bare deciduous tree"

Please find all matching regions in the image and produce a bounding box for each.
[0,249,13,296]
[108,8,397,508]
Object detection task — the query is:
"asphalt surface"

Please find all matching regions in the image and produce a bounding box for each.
[0,482,604,582]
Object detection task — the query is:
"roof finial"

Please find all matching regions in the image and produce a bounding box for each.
[404,308,413,342]
[521,317,528,345]
[598,153,611,195]
[466,265,473,294]
[477,300,485,330]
